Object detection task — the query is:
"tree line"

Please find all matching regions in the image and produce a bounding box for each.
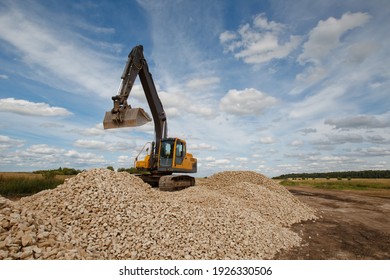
[273,170,390,179]
[33,167,83,178]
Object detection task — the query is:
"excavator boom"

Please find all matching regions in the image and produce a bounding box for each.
[103,45,167,156]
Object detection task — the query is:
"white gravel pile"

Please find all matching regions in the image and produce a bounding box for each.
[0,169,316,260]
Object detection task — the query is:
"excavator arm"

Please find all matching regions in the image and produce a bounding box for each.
[103,45,168,164]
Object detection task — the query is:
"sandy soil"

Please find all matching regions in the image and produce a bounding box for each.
[275,186,390,259]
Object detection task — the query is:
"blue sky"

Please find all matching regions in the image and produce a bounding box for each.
[0,0,389,177]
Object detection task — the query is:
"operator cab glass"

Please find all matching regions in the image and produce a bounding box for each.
[175,140,185,165]
[159,139,175,167]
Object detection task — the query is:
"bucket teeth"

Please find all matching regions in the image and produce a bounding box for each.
[103,107,152,129]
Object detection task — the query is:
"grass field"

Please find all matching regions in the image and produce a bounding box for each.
[2,172,390,198]
[0,172,72,197]
[278,178,390,190]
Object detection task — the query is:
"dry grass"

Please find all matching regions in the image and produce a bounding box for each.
[278,178,390,190]
[0,172,74,197]
[0,172,42,179]
[0,172,73,179]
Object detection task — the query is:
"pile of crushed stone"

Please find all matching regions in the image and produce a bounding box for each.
[0,169,316,260]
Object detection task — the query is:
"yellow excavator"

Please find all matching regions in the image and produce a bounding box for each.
[103,45,197,191]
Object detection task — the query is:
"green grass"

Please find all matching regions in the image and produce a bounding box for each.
[0,175,65,197]
[279,178,390,190]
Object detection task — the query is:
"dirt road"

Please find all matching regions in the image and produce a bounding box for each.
[275,186,390,259]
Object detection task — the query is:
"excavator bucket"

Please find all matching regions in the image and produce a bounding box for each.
[103,107,152,129]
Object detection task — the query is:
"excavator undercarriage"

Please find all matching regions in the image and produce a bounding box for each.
[139,173,195,191]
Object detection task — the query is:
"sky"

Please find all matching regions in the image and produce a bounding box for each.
[0,0,389,177]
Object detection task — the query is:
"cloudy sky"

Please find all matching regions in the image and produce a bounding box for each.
[0,0,389,177]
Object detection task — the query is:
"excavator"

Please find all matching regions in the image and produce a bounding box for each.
[103,45,197,191]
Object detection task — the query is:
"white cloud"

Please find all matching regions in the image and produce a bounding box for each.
[289,84,345,119]
[200,156,231,168]
[74,21,116,35]
[312,133,364,145]
[0,98,72,117]
[363,147,390,156]
[215,159,231,165]
[325,114,390,129]
[109,141,138,152]
[219,31,237,44]
[72,123,105,136]
[366,135,389,144]
[253,13,284,31]
[157,89,217,120]
[74,136,139,153]
[39,123,65,128]
[186,77,220,89]
[117,155,132,164]
[337,146,390,158]
[164,107,180,118]
[203,156,216,162]
[74,139,106,149]
[26,144,63,154]
[292,12,372,94]
[212,158,230,168]
[294,65,326,87]
[187,106,216,119]
[310,155,350,162]
[220,88,277,116]
[345,42,377,65]
[259,136,275,144]
[133,121,155,134]
[64,150,105,163]
[298,12,371,65]
[189,143,217,151]
[0,135,24,149]
[0,3,118,98]
[298,128,317,135]
[369,82,383,89]
[290,140,303,147]
[0,74,9,79]
[220,13,301,65]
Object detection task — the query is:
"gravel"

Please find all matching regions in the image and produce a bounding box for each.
[0,169,316,260]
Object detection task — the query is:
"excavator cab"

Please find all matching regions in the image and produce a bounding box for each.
[135,138,197,174]
[158,138,197,173]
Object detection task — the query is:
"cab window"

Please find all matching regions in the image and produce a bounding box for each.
[176,141,183,157]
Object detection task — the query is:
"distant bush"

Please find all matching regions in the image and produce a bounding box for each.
[118,167,149,175]
[273,170,390,179]
[33,167,82,176]
[42,171,56,179]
